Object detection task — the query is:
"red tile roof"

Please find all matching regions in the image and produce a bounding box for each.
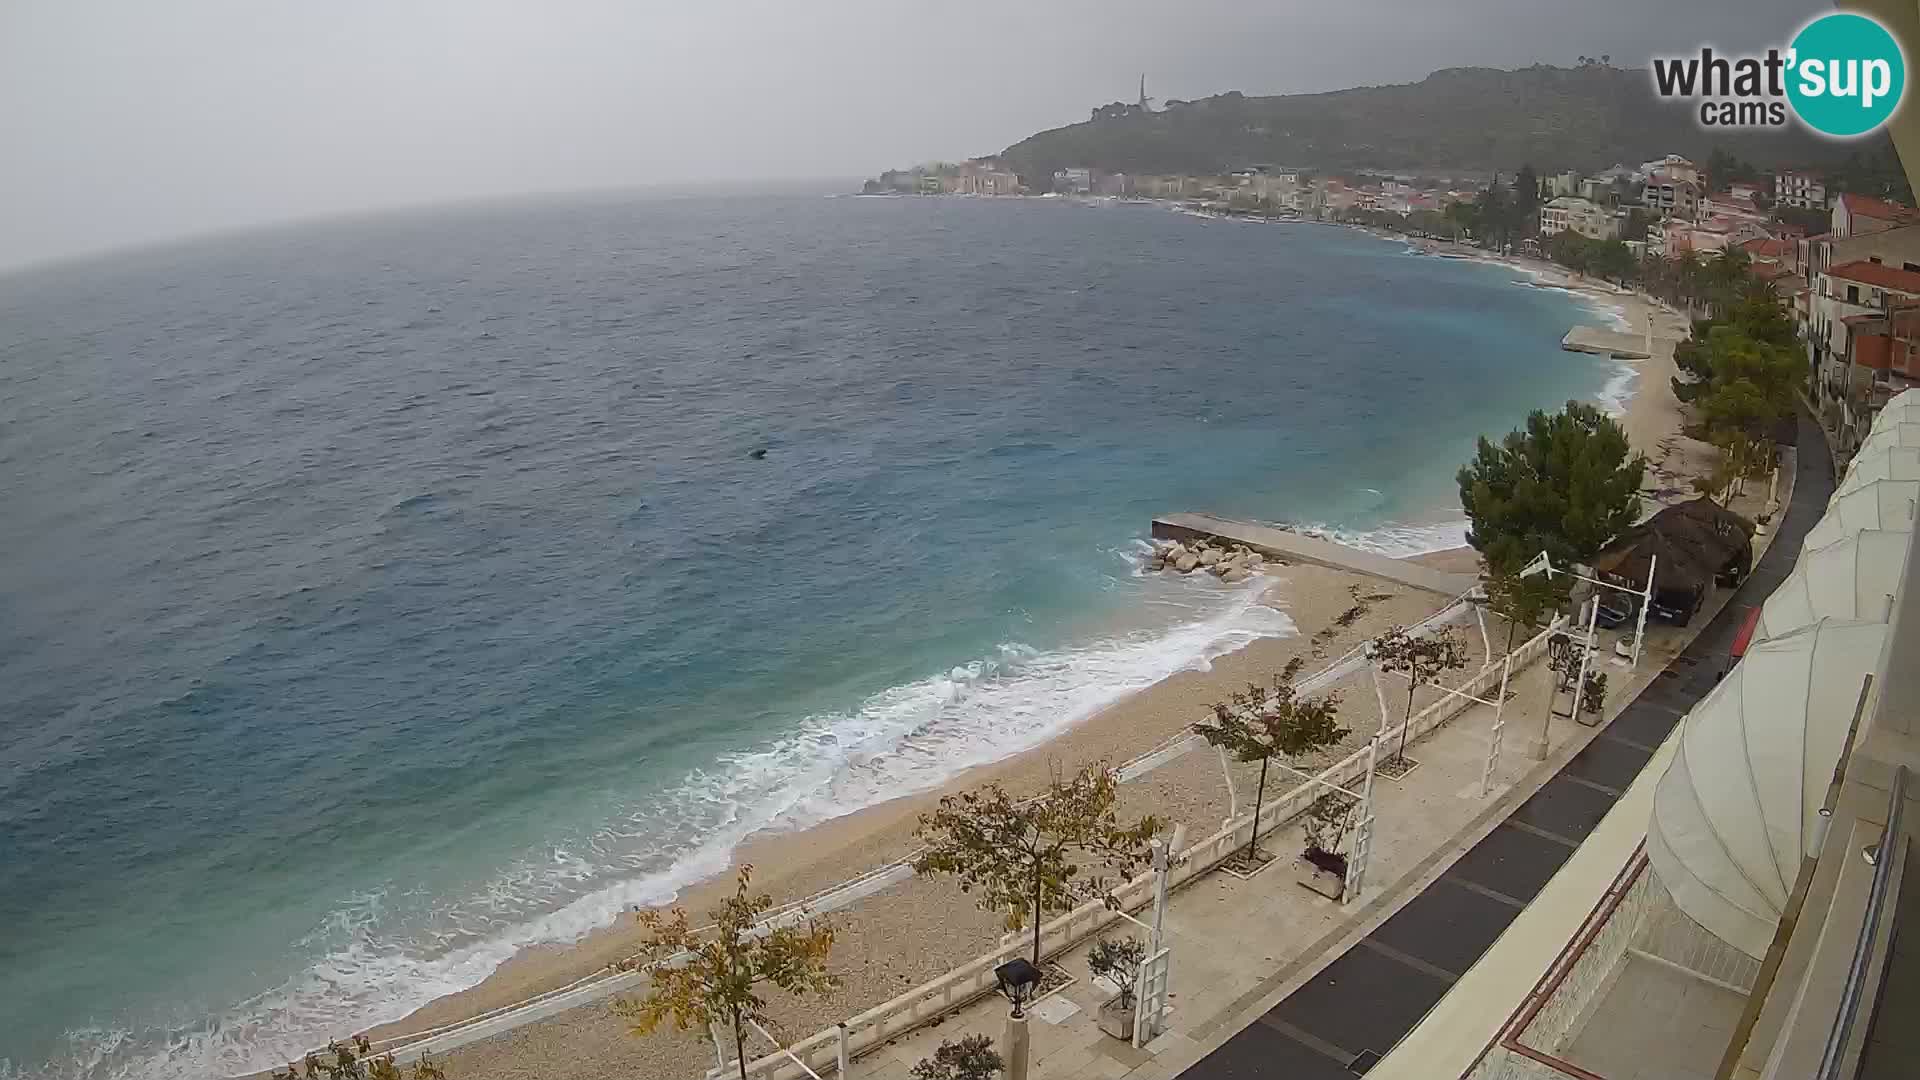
[1840,192,1919,223]
[1829,260,1920,292]
[1739,237,1790,258]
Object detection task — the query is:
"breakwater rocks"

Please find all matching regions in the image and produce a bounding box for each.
[1144,538,1272,583]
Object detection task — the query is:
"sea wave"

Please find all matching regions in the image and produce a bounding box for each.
[1284,516,1472,559]
[50,576,1294,1080]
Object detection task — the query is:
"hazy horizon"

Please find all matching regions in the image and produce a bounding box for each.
[3,0,1821,271]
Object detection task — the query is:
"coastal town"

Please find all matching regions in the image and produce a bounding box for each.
[865,150,1920,464]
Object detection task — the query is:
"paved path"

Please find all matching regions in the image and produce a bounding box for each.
[1151,513,1478,598]
[1175,410,1834,1078]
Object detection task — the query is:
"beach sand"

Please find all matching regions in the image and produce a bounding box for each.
[354,249,1714,1080]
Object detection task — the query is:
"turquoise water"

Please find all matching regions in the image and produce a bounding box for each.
[0,192,1624,1078]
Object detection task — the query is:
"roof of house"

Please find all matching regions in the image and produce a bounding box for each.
[1839,192,1920,223]
[1829,260,1920,292]
[1740,237,1790,258]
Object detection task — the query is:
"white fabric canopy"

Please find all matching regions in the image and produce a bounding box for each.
[1838,446,1920,497]
[1803,480,1919,552]
[1757,531,1909,640]
[1854,422,1920,462]
[1871,390,1920,427]
[1648,619,1889,959]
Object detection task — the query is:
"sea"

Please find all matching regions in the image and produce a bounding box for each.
[0,189,1630,1079]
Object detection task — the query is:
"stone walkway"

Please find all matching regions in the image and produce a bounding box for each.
[856,412,1828,1080]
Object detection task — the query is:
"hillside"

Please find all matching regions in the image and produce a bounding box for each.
[999,64,1881,185]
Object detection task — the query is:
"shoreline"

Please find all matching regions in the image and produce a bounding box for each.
[359,239,1705,1076]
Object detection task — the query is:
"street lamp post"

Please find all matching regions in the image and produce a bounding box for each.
[994,958,1042,1080]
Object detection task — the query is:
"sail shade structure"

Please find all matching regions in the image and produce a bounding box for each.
[1803,480,1919,551]
[1871,389,1920,427]
[1648,619,1889,959]
[1756,531,1909,640]
[1853,422,1920,462]
[1837,446,1920,497]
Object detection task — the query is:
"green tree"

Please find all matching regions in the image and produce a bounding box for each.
[1456,401,1648,572]
[615,867,837,1080]
[912,1035,1004,1080]
[1086,937,1149,1008]
[1481,565,1561,656]
[914,762,1160,968]
[1192,657,1347,862]
[1371,625,1470,765]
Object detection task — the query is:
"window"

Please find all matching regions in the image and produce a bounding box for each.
[1872,256,1884,264]
[1850,285,1862,303]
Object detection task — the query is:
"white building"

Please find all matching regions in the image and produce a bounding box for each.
[1540,196,1620,240]
[1775,169,1829,210]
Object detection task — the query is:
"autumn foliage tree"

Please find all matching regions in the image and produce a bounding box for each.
[1371,624,1470,766]
[1192,657,1347,863]
[616,867,837,1080]
[914,762,1160,968]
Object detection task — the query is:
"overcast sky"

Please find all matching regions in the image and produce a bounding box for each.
[1,0,1822,270]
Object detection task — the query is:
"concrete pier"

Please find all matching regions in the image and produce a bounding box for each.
[1562,324,1658,359]
[1151,512,1479,597]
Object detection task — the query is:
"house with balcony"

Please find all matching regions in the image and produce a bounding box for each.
[1540,196,1619,240]
[1775,169,1829,209]
[1644,174,1701,220]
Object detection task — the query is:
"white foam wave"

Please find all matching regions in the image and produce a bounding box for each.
[1285,517,1472,559]
[1595,360,1639,418]
[66,577,1294,1080]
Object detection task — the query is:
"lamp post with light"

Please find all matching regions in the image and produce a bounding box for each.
[993,957,1042,1080]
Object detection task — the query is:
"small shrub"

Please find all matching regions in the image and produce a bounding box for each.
[1086,936,1149,1007]
[911,1034,1003,1080]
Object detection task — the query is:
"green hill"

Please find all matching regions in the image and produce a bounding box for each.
[998,64,1883,186]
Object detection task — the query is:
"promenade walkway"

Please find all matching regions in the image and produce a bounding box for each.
[1169,409,1831,1079]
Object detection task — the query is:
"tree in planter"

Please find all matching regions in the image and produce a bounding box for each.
[1301,791,1359,875]
[914,762,1161,969]
[1087,936,1150,1039]
[1192,657,1347,864]
[1456,401,1646,573]
[1087,936,1149,1010]
[1371,625,1470,767]
[269,1037,448,1080]
[615,867,837,1080]
[911,1035,1003,1080]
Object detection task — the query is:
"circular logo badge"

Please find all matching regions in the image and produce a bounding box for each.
[1787,13,1906,137]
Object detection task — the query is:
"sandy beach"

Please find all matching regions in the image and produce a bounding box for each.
[349,248,1711,1080]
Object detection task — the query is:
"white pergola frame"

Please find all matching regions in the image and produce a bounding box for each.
[1244,739,1383,903]
[1520,551,1656,738]
[1370,654,1515,798]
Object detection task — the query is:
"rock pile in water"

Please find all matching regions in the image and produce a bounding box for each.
[1145,538,1268,583]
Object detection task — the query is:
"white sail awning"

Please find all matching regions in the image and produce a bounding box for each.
[1870,389,1920,427]
[1838,446,1920,497]
[1757,531,1910,640]
[1803,480,1919,552]
[1854,422,1920,462]
[1647,619,1888,959]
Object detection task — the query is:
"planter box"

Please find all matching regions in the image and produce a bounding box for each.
[1097,996,1138,1040]
[1295,856,1346,900]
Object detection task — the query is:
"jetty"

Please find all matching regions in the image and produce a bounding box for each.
[1561,323,1657,360]
[1151,512,1479,597]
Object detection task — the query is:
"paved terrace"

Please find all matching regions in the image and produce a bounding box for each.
[865,411,1826,1080]
[1173,409,1831,1079]
[1151,513,1478,598]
